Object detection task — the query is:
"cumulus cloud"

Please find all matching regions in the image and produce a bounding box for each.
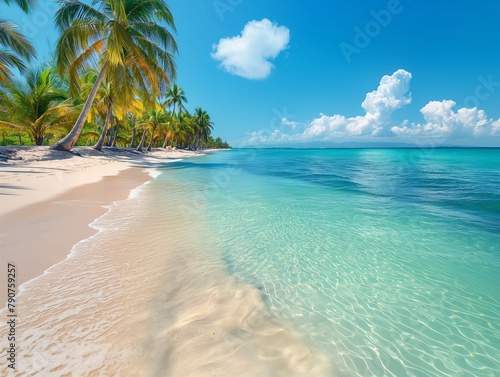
[243,69,500,146]
[281,117,298,128]
[211,19,290,79]
[391,100,499,138]
[304,69,412,139]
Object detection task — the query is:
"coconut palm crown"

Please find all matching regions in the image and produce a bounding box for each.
[51,0,178,151]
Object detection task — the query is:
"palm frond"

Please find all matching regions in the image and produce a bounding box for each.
[55,0,108,31]
[0,52,27,85]
[0,20,36,59]
[3,0,37,13]
[56,19,104,76]
[125,0,176,32]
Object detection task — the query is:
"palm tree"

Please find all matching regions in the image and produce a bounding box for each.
[161,111,174,148]
[76,68,113,150]
[128,120,138,147]
[164,83,187,116]
[0,66,77,145]
[135,114,148,152]
[137,107,169,151]
[175,111,193,148]
[192,107,213,150]
[51,0,178,151]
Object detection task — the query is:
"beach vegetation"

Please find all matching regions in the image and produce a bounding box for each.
[0,66,78,145]
[0,0,231,149]
[0,0,36,86]
[50,0,177,151]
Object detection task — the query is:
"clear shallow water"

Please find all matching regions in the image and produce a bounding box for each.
[161,149,500,377]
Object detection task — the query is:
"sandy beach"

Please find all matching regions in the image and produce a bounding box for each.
[0,146,206,303]
[0,146,329,376]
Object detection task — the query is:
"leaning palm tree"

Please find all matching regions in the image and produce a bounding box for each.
[0,66,77,145]
[51,0,177,151]
[164,83,187,116]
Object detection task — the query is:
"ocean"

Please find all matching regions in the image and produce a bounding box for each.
[3,148,499,376]
[159,148,500,376]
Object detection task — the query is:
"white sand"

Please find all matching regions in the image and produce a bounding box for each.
[0,146,332,376]
[0,146,207,300]
[0,146,207,217]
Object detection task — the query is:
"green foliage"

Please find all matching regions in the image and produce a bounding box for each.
[55,0,177,104]
[0,1,225,151]
[204,136,231,149]
[0,65,77,145]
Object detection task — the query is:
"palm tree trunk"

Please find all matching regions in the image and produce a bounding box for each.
[136,128,147,152]
[50,63,109,151]
[93,103,112,151]
[162,132,169,148]
[192,131,201,150]
[33,129,43,145]
[106,124,114,147]
[147,126,155,152]
[18,132,23,146]
[111,122,119,147]
[129,127,137,148]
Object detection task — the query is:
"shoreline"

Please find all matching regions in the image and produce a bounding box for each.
[0,146,210,216]
[0,146,208,304]
[0,146,331,376]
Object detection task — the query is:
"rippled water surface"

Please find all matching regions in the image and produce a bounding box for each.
[162,148,500,377]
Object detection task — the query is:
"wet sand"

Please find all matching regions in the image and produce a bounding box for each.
[0,168,149,304]
[0,146,330,376]
[0,146,206,304]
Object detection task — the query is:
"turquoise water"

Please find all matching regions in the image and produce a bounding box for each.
[159,149,500,376]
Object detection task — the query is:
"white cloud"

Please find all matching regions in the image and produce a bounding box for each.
[281,117,298,128]
[391,100,499,138]
[303,69,412,139]
[211,19,290,79]
[243,69,500,146]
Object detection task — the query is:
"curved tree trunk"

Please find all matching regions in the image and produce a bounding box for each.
[136,128,147,152]
[93,103,112,151]
[192,131,201,150]
[147,125,156,152]
[129,127,137,148]
[111,122,118,147]
[162,132,169,148]
[18,132,23,146]
[106,124,114,147]
[195,131,205,150]
[51,63,109,151]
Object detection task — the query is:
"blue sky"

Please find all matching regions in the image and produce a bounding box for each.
[3,0,500,146]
